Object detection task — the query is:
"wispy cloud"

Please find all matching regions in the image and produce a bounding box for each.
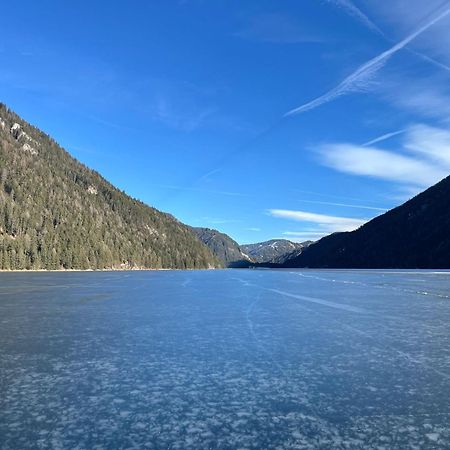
[246,227,261,232]
[158,184,249,197]
[408,48,450,74]
[319,143,447,187]
[197,168,221,183]
[285,6,450,116]
[381,75,450,119]
[283,231,331,237]
[327,0,450,73]
[362,129,406,146]
[296,198,386,211]
[317,124,450,190]
[326,0,385,36]
[281,231,331,241]
[269,209,368,232]
[291,188,387,207]
[388,185,425,202]
[152,94,216,132]
[269,208,369,242]
[87,115,143,133]
[364,0,450,62]
[404,124,450,165]
[282,230,323,237]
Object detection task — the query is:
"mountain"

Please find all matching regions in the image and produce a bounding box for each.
[241,239,312,264]
[0,103,220,270]
[281,175,450,268]
[191,227,252,268]
[192,230,313,267]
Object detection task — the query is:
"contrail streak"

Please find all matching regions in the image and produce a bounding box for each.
[362,129,406,146]
[327,0,450,73]
[327,0,385,36]
[285,6,450,116]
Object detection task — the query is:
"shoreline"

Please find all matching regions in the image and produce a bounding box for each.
[1,268,450,273]
[0,268,221,273]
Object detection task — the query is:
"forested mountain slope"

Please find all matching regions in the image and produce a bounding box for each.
[191,227,252,268]
[0,103,219,270]
[281,175,450,268]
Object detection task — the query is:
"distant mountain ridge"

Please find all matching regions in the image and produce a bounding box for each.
[193,229,311,267]
[241,239,312,264]
[280,175,450,268]
[0,103,220,270]
[191,227,252,268]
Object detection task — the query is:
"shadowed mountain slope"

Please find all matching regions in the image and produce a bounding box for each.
[282,175,450,268]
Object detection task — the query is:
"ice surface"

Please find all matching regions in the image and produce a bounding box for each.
[1,269,450,449]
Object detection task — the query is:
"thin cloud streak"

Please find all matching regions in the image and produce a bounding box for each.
[199,217,240,225]
[318,124,450,191]
[408,48,450,74]
[283,231,331,236]
[158,184,249,197]
[269,209,368,231]
[362,129,406,146]
[282,231,330,239]
[285,6,450,116]
[297,198,387,211]
[326,0,385,36]
[404,124,450,165]
[328,0,450,74]
[291,188,387,206]
[197,168,221,183]
[162,177,390,211]
[383,76,450,119]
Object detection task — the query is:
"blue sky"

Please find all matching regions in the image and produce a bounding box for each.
[1,0,450,244]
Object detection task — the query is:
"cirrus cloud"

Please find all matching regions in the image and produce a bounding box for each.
[269,209,367,231]
[318,143,447,187]
[317,124,450,193]
[269,209,369,242]
[285,5,450,116]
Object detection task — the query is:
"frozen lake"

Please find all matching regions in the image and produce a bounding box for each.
[1,269,450,449]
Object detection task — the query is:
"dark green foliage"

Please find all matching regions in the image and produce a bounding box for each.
[281,175,450,269]
[191,227,252,268]
[0,104,220,270]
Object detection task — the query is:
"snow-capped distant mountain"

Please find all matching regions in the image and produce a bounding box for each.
[241,239,312,264]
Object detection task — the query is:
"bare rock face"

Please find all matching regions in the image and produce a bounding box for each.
[0,117,5,130]
[10,123,22,139]
[87,185,98,195]
[9,122,39,155]
[22,143,38,156]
